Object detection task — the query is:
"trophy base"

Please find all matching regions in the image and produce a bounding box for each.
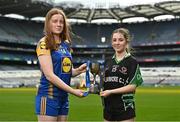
[79,83,101,96]
[89,83,100,94]
[83,91,89,96]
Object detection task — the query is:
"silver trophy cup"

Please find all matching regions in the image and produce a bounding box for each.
[89,62,100,94]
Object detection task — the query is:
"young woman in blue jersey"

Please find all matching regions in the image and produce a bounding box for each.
[35,8,86,122]
[100,28,143,122]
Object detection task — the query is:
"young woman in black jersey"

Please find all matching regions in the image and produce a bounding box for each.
[100,28,143,122]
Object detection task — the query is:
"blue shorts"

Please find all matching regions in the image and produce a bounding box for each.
[35,95,69,116]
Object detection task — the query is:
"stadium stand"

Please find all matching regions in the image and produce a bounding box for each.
[0,16,43,44]
[0,70,40,88]
[71,19,180,46]
[141,67,180,86]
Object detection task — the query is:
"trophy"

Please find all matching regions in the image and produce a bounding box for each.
[89,62,100,94]
[83,61,101,96]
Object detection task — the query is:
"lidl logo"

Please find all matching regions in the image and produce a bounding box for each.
[40,41,46,49]
[62,57,72,73]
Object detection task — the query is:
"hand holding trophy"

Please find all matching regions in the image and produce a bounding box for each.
[82,61,102,96]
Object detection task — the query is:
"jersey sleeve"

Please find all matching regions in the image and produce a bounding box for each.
[128,60,143,87]
[36,40,50,56]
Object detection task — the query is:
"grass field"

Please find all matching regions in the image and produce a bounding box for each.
[0,86,180,121]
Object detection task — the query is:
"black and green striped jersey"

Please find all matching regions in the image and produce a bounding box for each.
[103,53,143,113]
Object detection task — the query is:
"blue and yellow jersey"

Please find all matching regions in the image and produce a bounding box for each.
[36,37,72,98]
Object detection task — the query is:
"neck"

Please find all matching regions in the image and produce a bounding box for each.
[115,51,127,61]
[54,34,61,43]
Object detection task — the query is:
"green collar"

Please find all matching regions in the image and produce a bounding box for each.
[112,52,131,64]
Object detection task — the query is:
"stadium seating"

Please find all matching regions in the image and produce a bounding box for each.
[0,16,180,69]
[141,67,180,86]
[0,17,43,44]
[0,70,40,88]
[0,16,180,46]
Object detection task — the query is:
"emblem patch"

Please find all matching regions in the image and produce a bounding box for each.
[119,66,127,74]
[40,41,46,49]
[62,57,72,73]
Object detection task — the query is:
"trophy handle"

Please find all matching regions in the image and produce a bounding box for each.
[83,61,91,96]
[99,64,105,108]
[99,65,104,92]
[85,61,91,88]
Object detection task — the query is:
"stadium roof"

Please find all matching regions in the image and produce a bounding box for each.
[0,0,180,22]
[0,0,53,18]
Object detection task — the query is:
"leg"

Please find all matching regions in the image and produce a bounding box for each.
[57,97,69,122]
[57,115,68,122]
[38,115,57,122]
[104,119,112,122]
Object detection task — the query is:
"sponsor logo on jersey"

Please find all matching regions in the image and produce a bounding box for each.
[111,65,127,75]
[111,65,119,72]
[62,57,72,73]
[137,73,141,80]
[59,45,67,54]
[119,66,127,74]
[40,41,46,49]
[105,76,125,84]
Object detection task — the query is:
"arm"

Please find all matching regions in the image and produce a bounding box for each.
[100,84,136,97]
[38,55,84,97]
[72,63,86,77]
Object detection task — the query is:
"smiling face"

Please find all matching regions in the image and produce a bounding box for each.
[111,32,128,54]
[49,14,64,35]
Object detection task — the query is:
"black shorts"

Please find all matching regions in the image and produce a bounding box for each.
[103,108,135,121]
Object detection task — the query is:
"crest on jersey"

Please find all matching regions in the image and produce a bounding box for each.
[40,41,46,49]
[119,66,127,74]
[62,57,72,73]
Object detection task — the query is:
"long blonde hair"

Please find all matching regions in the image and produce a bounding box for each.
[44,8,71,50]
[111,28,131,53]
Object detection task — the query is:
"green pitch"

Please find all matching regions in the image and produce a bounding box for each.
[0,86,180,121]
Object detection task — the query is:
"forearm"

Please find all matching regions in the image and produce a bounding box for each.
[110,84,136,94]
[46,73,74,94]
[72,63,86,77]
[72,68,80,77]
